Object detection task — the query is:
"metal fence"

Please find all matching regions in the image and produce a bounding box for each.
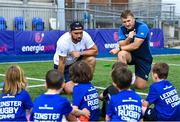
[0,1,179,46]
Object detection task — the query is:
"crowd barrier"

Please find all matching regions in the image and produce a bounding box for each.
[0,28,170,62]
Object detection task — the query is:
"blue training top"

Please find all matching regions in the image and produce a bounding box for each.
[0,90,33,121]
[107,90,142,121]
[146,80,180,121]
[73,82,100,121]
[118,21,152,63]
[30,94,73,121]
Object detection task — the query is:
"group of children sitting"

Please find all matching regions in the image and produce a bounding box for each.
[0,61,180,121]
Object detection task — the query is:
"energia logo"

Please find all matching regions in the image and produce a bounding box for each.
[104,31,119,49]
[21,32,55,53]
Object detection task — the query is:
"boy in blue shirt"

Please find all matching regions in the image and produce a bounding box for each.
[70,61,100,121]
[142,62,180,121]
[106,67,142,121]
[30,69,89,121]
[99,62,127,118]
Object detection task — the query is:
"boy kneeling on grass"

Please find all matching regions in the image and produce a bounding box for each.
[30,69,90,121]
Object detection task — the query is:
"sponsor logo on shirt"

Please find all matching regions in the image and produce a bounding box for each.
[39,104,54,110]
[122,97,138,103]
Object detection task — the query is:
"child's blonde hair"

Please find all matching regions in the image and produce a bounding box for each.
[4,65,27,95]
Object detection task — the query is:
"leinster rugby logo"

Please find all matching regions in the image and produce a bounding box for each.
[35,32,44,43]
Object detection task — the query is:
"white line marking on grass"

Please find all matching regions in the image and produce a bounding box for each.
[97,58,180,67]
[0,74,45,82]
[0,60,52,64]
[0,73,148,96]
[0,84,45,90]
[28,84,45,88]
[0,55,180,66]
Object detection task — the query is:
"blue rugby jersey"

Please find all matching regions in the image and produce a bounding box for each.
[0,90,33,121]
[118,21,152,63]
[146,80,180,120]
[107,90,142,121]
[73,82,100,121]
[31,94,73,121]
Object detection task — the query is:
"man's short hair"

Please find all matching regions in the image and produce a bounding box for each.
[46,69,64,90]
[121,10,134,19]
[70,21,84,31]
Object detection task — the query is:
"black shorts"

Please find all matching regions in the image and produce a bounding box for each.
[128,54,152,81]
[54,64,71,82]
[53,56,84,82]
[143,108,157,121]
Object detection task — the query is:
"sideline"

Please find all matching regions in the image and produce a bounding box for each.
[0,57,180,67]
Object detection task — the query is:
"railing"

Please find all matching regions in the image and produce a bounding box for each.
[0,1,179,46]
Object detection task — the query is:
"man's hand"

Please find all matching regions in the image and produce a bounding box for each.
[128,30,135,39]
[109,48,120,55]
[70,51,81,58]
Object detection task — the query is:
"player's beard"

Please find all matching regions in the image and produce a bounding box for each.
[73,37,82,43]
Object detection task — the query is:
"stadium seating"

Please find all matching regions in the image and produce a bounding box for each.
[14,16,25,31]
[0,16,7,30]
[49,18,57,30]
[32,17,44,31]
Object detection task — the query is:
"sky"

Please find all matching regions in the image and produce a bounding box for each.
[162,0,180,14]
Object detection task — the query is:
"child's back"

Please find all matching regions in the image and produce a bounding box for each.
[73,82,100,121]
[31,69,76,121]
[107,90,142,121]
[31,94,72,121]
[146,79,180,121]
[106,66,142,121]
[142,62,180,121]
[0,65,33,121]
[0,89,33,121]
[70,61,100,121]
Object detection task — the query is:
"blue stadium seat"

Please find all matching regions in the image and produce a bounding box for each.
[32,17,44,31]
[14,16,25,31]
[0,16,7,30]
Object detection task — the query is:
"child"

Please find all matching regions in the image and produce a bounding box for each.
[106,67,142,121]
[99,62,128,117]
[0,65,33,121]
[30,69,89,121]
[70,61,100,121]
[142,62,180,121]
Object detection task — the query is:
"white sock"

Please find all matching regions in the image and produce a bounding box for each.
[131,73,136,85]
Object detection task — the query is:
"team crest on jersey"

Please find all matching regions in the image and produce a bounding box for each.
[140,32,144,35]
